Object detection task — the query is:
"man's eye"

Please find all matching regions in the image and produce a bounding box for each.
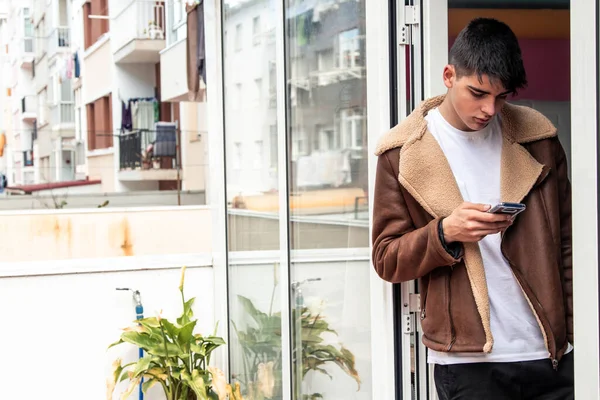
[471,91,485,98]
[498,95,508,101]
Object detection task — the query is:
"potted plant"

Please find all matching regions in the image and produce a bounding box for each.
[152,157,162,170]
[148,20,164,40]
[232,267,360,400]
[107,266,244,400]
[140,144,153,170]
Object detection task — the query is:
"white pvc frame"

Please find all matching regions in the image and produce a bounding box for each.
[366,0,397,397]
[205,0,229,376]
[571,0,600,397]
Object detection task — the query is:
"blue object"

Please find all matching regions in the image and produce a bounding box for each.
[117,288,145,400]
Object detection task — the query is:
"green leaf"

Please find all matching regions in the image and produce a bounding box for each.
[161,319,181,340]
[204,336,226,346]
[138,317,161,329]
[108,338,124,349]
[120,376,141,400]
[181,369,209,400]
[178,320,197,348]
[177,297,196,326]
[141,377,159,393]
[130,355,154,378]
[121,331,161,351]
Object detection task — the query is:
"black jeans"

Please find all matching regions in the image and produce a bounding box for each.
[434,352,574,400]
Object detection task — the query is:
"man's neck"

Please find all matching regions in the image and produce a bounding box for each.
[438,97,471,132]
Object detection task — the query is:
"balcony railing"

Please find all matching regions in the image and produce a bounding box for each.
[119,128,177,170]
[50,102,75,125]
[112,0,166,52]
[48,27,71,58]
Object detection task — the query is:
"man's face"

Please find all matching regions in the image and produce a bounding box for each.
[443,66,513,132]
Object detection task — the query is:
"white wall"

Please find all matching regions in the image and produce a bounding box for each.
[0,263,215,400]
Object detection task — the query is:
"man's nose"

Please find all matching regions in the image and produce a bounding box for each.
[481,99,496,117]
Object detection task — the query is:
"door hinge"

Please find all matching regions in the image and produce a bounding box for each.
[401,293,421,334]
[405,5,420,25]
[398,5,420,45]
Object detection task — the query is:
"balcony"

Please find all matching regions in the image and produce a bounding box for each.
[48,27,71,59]
[17,37,35,69]
[118,127,179,181]
[50,101,75,133]
[21,96,37,123]
[112,0,166,64]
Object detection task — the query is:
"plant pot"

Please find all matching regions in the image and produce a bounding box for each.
[142,161,151,170]
[152,160,161,169]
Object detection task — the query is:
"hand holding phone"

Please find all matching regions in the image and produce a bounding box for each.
[487,202,526,217]
[442,202,517,243]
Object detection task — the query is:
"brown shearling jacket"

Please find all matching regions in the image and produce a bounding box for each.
[372,96,572,367]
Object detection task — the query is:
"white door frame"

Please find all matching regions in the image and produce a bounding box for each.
[571,0,600,398]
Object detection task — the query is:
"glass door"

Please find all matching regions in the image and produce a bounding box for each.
[395,0,574,398]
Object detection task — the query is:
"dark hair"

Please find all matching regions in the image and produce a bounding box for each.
[449,18,527,93]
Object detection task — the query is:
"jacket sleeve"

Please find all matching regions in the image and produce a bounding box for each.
[555,139,573,343]
[371,151,462,283]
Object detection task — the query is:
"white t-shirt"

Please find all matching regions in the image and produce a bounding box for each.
[424,108,550,364]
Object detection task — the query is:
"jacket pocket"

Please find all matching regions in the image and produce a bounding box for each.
[421,267,454,350]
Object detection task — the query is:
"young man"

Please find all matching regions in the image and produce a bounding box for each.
[372,18,573,399]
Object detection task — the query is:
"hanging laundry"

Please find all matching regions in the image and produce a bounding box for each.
[121,100,132,131]
[186,0,206,101]
[66,54,74,79]
[73,51,80,78]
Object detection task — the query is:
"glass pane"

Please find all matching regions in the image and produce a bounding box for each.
[285,0,372,399]
[224,1,283,399]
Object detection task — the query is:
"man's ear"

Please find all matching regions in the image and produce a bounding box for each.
[443,65,456,89]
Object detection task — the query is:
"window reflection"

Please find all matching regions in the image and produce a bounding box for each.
[224,0,283,398]
[286,0,372,398]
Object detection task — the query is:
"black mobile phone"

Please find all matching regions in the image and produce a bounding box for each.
[487,202,526,216]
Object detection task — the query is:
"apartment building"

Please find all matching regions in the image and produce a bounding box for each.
[0,0,206,195]
[72,0,207,193]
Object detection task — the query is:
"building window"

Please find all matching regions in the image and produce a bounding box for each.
[339,108,365,150]
[316,125,336,151]
[37,88,47,126]
[86,94,113,150]
[234,83,242,110]
[269,125,278,169]
[83,0,109,50]
[35,17,46,59]
[252,16,261,45]
[235,23,243,51]
[253,78,262,102]
[317,49,334,72]
[233,142,242,170]
[292,127,308,160]
[253,140,263,169]
[169,0,187,45]
[23,7,33,53]
[337,28,361,69]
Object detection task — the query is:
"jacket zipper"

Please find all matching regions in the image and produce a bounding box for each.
[501,227,558,370]
[446,267,456,351]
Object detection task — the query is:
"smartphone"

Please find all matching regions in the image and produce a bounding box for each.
[488,202,526,217]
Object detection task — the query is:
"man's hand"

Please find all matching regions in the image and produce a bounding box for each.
[442,202,513,243]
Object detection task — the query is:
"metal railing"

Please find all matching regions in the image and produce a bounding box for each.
[119,128,176,170]
[112,0,166,52]
[50,102,75,125]
[48,27,71,57]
